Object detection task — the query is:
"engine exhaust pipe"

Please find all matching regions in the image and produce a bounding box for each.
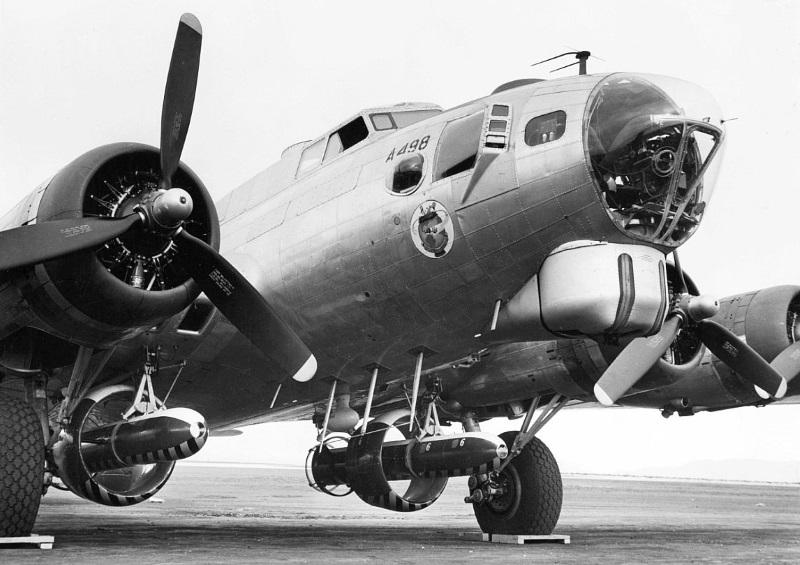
[79,407,208,473]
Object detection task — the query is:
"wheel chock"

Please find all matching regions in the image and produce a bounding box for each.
[0,534,55,549]
[460,532,570,544]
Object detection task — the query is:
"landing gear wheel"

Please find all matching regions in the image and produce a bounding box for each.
[0,394,44,537]
[472,431,562,535]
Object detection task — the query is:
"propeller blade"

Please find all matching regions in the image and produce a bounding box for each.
[173,229,317,382]
[769,341,800,385]
[0,214,142,272]
[672,250,688,295]
[696,320,787,399]
[160,13,202,189]
[594,316,682,406]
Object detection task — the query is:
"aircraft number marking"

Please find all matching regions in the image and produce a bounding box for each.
[386,135,430,162]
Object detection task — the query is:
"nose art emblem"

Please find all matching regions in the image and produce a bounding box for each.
[410,200,454,258]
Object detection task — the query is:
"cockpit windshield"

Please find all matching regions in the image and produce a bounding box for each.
[586,74,725,246]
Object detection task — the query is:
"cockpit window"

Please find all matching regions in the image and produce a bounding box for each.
[297,117,370,176]
[371,113,394,131]
[586,74,724,246]
[525,111,566,146]
[370,109,441,131]
[297,138,326,175]
[334,117,369,152]
[393,110,440,128]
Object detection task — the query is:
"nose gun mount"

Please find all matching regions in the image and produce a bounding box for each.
[586,74,725,246]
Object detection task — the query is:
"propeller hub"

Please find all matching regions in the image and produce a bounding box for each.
[685,294,720,322]
[151,188,194,228]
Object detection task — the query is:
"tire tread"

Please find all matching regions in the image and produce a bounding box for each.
[0,394,44,537]
[472,431,562,535]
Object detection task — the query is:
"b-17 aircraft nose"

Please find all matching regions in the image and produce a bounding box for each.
[586,74,726,246]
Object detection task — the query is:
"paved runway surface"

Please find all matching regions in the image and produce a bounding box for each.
[4,465,799,563]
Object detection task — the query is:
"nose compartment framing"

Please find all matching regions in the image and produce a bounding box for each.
[585,73,725,247]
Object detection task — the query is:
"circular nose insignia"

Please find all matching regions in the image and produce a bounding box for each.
[410,200,454,258]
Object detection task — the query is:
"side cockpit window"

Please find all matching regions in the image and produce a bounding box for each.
[433,111,484,181]
[297,117,369,176]
[297,138,326,175]
[371,113,395,131]
[334,117,369,152]
[370,109,441,131]
[525,111,566,147]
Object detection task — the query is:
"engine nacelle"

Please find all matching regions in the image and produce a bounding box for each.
[52,385,208,506]
[716,285,800,362]
[623,285,800,410]
[1,143,219,347]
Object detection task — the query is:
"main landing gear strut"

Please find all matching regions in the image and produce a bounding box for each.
[465,394,567,535]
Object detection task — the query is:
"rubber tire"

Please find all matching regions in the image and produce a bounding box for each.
[0,394,44,537]
[472,431,562,535]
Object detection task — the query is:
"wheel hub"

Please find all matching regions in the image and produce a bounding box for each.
[485,470,517,514]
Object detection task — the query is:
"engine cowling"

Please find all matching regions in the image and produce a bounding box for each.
[716,285,800,362]
[5,142,219,346]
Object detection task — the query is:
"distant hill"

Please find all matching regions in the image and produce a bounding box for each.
[632,459,800,484]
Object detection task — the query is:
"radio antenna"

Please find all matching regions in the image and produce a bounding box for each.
[532,50,592,75]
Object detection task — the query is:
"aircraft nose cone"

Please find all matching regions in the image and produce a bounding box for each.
[152,188,194,227]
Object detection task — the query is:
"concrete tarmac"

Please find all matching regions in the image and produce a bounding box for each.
[3,465,799,564]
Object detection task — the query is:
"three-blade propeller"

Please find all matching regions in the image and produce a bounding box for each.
[595,253,789,405]
[0,14,316,383]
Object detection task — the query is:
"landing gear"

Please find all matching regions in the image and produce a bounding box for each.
[466,395,567,535]
[0,394,44,537]
[470,431,562,535]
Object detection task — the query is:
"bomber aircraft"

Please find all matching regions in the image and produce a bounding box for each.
[1,14,799,538]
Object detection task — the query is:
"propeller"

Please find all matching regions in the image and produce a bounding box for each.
[767,341,800,391]
[594,252,788,406]
[172,229,317,382]
[0,214,143,271]
[696,320,787,400]
[160,13,202,191]
[0,14,316,383]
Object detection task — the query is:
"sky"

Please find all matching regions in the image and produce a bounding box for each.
[1,0,798,481]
